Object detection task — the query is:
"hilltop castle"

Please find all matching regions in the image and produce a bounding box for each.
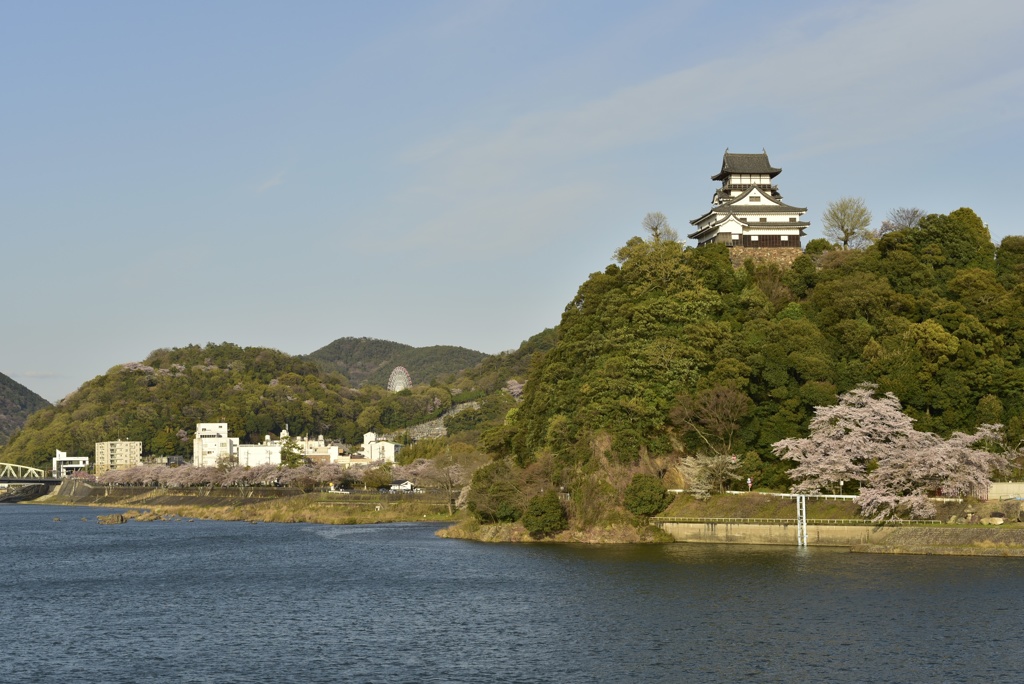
[689,150,808,258]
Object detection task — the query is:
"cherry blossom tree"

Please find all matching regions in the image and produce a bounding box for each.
[312,463,346,491]
[775,384,1007,519]
[422,455,468,515]
[773,384,911,494]
[675,454,740,499]
[858,424,1005,520]
[278,464,317,491]
[247,463,282,487]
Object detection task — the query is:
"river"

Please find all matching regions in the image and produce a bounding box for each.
[3,504,1023,683]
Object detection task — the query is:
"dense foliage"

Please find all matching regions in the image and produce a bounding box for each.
[623,474,673,517]
[451,328,557,395]
[0,371,50,445]
[304,337,487,387]
[522,491,569,538]
[476,207,1023,529]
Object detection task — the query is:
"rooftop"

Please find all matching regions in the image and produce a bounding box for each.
[711,150,782,181]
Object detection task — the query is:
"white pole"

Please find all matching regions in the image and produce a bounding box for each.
[797,494,807,547]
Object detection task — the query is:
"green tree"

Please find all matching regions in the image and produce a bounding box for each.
[280,437,304,468]
[804,238,836,258]
[466,460,524,523]
[996,235,1024,288]
[623,473,672,517]
[522,491,568,538]
[363,463,393,490]
[914,207,995,274]
[822,197,873,249]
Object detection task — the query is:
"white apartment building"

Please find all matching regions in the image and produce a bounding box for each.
[94,440,143,475]
[192,423,239,468]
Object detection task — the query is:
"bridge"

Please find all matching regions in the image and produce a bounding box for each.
[0,462,62,485]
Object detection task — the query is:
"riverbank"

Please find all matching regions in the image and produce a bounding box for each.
[33,481,674,542]
[30,483,1024,554]
[437,519,674,543]
[652,493,1024,556]
[33,480,460,526]
[852,527,1024,556]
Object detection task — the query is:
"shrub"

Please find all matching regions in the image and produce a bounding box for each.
[624,474,672,517]
[522,491,568,538]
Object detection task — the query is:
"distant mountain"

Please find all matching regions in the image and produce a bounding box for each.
[0,372,50,445]
[304,337,489,387]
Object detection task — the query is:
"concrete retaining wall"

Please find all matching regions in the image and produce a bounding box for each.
[989,482,1024,499]
[657,521,897,547]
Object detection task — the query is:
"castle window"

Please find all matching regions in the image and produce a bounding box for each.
[750,196,760,202]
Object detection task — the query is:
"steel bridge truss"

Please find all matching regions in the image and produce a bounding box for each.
[0,462,46,479]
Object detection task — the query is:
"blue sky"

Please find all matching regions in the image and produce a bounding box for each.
[3,0,1023,402]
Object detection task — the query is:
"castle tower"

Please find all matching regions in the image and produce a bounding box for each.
[688,150,809,249]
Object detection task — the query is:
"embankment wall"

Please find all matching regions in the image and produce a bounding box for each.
[657,521,896,546]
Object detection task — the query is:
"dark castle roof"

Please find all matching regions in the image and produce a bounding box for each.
[711,150,781,181]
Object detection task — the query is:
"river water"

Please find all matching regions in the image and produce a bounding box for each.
[3,504,1023,683]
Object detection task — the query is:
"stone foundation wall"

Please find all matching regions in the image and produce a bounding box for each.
[728,246,803,269]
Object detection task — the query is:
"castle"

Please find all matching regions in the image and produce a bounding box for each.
[689,150,808,261]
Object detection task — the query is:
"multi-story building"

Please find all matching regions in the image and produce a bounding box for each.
[191,423,342,468]
[192,423,239,467]
[689,150,809,249]
[94,440,143,475]
[362,432,402,463]
[53,449,90,478]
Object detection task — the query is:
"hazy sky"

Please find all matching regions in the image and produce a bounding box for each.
[3,0,1023,402]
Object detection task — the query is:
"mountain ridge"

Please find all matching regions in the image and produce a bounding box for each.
[0,372,51,445]
[303,336,488,387]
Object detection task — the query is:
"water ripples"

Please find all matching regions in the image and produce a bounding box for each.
[4,505,1024,683]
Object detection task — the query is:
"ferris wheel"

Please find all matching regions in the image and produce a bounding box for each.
[387,366,412,392]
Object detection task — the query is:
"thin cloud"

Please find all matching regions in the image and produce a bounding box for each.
[409,0,1024,173]
[382,0,1023,254]
[258,171,286,193]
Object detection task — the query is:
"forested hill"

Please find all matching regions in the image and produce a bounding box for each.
[470,208,1024,526]
[0,372,50,445]
[304,337,488,387]
[0,343,458,470]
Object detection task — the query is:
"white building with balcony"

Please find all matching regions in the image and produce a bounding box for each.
[53,449,90,478]
[95,440,143,475]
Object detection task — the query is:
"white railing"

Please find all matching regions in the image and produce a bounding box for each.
[725,490,859,500]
